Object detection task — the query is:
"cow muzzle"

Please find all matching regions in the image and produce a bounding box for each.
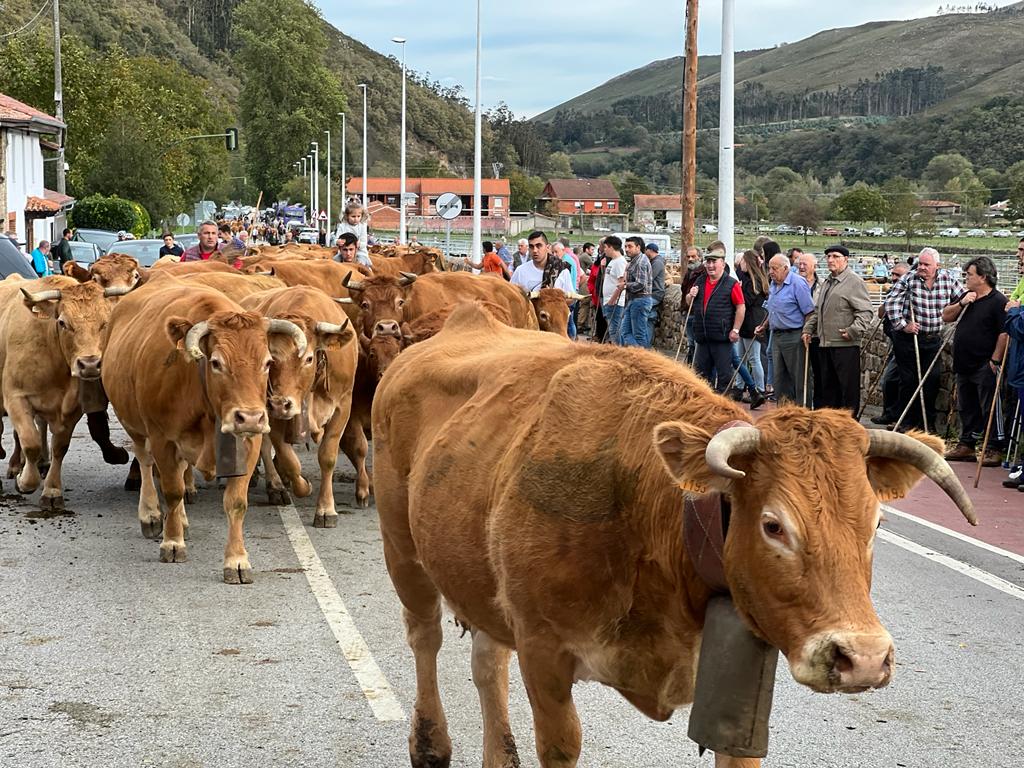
[791,630,895,693]
[223,408,270,435]
[74,355,102,380]
[373,320,401,338]
[268,396,296,420]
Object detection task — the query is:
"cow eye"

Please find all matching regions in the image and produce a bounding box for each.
[304,354,314,365]
[57,317,68,330]
[360,301,370,311]
[264,358,272,371]
[209,358,223,372]
[762,519,785,538]
[397,298,405,308]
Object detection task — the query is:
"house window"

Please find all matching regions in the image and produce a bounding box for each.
[493,198,503,208]
[607,201,616,210]
[594,201,603,209]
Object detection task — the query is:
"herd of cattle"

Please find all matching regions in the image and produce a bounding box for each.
[0,239,983,766]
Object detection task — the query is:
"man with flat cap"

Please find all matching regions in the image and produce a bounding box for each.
[803,245,873,416]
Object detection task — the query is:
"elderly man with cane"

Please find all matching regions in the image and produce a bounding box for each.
[758,254,814,404]
[941,256,1008,467]
[883,247,963,433]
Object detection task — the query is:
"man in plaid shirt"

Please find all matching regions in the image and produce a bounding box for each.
[883,247,963,432]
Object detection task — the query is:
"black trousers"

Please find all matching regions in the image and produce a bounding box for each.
[819,346,861,417]
[893,332,942,431]
[695,340,734,393]
[809,338,824,409]
[595,303,608,342]
[957,364,1004,449]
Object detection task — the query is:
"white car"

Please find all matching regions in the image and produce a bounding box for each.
[864,227,885,237]
[992,229,1013,238]
[296,228,320,244]
[966,229,987,237]
[939,228,960,238]
[700,224,718,234]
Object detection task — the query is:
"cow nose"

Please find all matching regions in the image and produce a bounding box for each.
[226,408,269,435]
[374,320,400,337]
[76,355,102,379]
[268,396,295,420]
[829,635,894,692]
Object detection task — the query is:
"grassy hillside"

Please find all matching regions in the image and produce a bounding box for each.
[534,4,1024,122]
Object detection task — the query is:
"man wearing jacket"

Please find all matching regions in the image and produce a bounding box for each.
[686,248,745,392]
[645,242,666,348]
[803,245,873,417]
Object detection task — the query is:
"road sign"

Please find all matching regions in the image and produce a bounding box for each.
[175,213,191,227]
[436,192,463,220]
[318,210,327,221]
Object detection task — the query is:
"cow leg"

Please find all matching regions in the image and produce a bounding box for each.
[39,418,75,511]
[9,400,43,494]
[518,645,581,767]
[272,436,312,499]
[86,410,130,465]
[313,408,349,528]
[221,435,261,585]
[8,431,23,479]
[260,432,290,506]
[340,417,371,508]
[471,629,520,768]
[36,415,50,477]
[150,439,188,564]
[183,464,198,505]
[714,757,761,768]
[133,439,162,540]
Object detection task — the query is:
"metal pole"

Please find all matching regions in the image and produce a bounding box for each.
[718,0,735,265]
[471,0,483,265]
[393,37,408,245]
[324,129,331,239]
[307,154,313,223]
[341,112,347,217]
[52,0,65,195]
[974,354,1008,489]
[358,83,368,209]
[311,142,320,229]
[445,219,451,260]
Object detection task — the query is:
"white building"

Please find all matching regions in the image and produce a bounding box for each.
[0,92,73,249]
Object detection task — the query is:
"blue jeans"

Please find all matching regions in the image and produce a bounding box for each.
[730,343,755,391]
[604,304,624,344]
[567,301,578,340]
[621,296,653,347]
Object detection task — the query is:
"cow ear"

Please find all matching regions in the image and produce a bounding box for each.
[65,262,92,282]
[165,315,192,348]
[866,431,946,501]
[653,421,721,495]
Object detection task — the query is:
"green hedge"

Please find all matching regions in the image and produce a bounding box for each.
[70,194,149,237]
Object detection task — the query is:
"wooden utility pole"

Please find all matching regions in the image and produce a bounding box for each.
[680,0,699,250]
[53,0,66,194]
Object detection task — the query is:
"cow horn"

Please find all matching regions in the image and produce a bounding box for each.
[704,425,762,479]
[334,297,355,304]
[21,288,62,303]
[103,285,133,298]
[866,430,977,525]
[398,271,418,286]
[342,272,365,292]
[569,292,589,301]
[266,318,308,357]
[184,321,211,360]
[315,318,350,336]
[529,290,540,299]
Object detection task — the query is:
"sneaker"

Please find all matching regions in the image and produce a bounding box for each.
[981,450,1003,468]
[944,443,976,461]
[1003,476,1022,488]
[749,390,766,410]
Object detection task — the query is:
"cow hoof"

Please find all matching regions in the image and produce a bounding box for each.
[184,488,198,504]
[313,511,337,529]
[6,466,18,479]
[14,479,35,495]
[159,543,187,563]
[292,475,312,498]
[223,565,254,584]
[267,487,291,506]
[124,475,141,492]
[140,518,162,540]
[356,494,371,509]
[39,494,65,512]
[103,446,130,465]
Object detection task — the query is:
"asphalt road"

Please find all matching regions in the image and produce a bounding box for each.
[1,414,1022,768]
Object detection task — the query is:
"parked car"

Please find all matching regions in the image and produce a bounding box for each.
[733,226,746,235]
[992,229,1014,238]
[890,229,907,237]
[939,228,961,238]
[914,229,933,237]
[864,227,885,237]
[104,239,165,267]
[700,224,718,234]
[68,240,101,268]
[296,228,320,244]
[966,229,987,238]
[796,226,816,236]
[0,236,37,279]
[176,233,199,250]
[842,227,861,237]
[775,224,798,235]
[821,226,840,237]
[72,228,119,255]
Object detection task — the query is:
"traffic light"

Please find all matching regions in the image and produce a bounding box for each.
[225,127,239,152]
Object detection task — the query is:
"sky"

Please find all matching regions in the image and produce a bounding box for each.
[318,1,1018,118]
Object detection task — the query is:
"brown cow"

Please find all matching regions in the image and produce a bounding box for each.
[148,259,236,275]
[239,286,358,525]
[103,278,307,583]
[181,272,287,302]
[369,248,441,277]
[0,276,130,509]
[64,252,142,291]
[529,287,573,337]
[371,303,975,768]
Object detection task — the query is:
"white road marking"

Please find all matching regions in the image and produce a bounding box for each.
[881,503,1024,566]
[877,529,1024,602]
[278,504,405,722]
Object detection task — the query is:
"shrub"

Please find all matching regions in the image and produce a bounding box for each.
[69,194,137,233]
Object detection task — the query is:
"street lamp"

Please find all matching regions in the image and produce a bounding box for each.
[324,129,332,238]
[471,0,482,264]
[311,141,320,234]
[358,83,368,209]
[338,112,347,217]
[307,153,314,223]
[392,36,408,245]
[718,0,735,263]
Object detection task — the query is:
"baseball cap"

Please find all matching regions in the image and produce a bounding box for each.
[645,242,659,253]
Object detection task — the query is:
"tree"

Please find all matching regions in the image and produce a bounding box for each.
[922,153,973,191]
[882,177,920,248]
[787,198,822,244]
[508,171,544,212]
[833,184,887,223]
[546,151,573,178]
[232,0,345,200]
[612,173,653,216]
[1008,179,1024,221]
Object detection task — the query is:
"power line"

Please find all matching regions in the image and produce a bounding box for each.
[0,0,52,40]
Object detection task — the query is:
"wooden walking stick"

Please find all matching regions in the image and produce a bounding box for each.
[892,334,952,433]
[726,336,758,394]
[942,379,959,443]
[974,354,1008,489]
[909,304,929,430]
[856,358,888,421]
[801,336,811,408]
[675,299,696,362]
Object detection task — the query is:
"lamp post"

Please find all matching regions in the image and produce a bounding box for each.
[358,83,368,209]
[311,141,320,236]
[338,112,347,215]
[718,0,735,263]
[392,36,408,244]
[307,153,314,223]
[324,129,332,239]
[471,0,482,263]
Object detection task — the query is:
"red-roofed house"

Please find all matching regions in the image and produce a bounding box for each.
[537,178,626,229]
[918,199,961,216]
[346,177,511,234]
[1,92,71,250]
[633,194,684,231]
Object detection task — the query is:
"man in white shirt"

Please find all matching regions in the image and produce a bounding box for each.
[511,231,575,295]
[601,235,627,343]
